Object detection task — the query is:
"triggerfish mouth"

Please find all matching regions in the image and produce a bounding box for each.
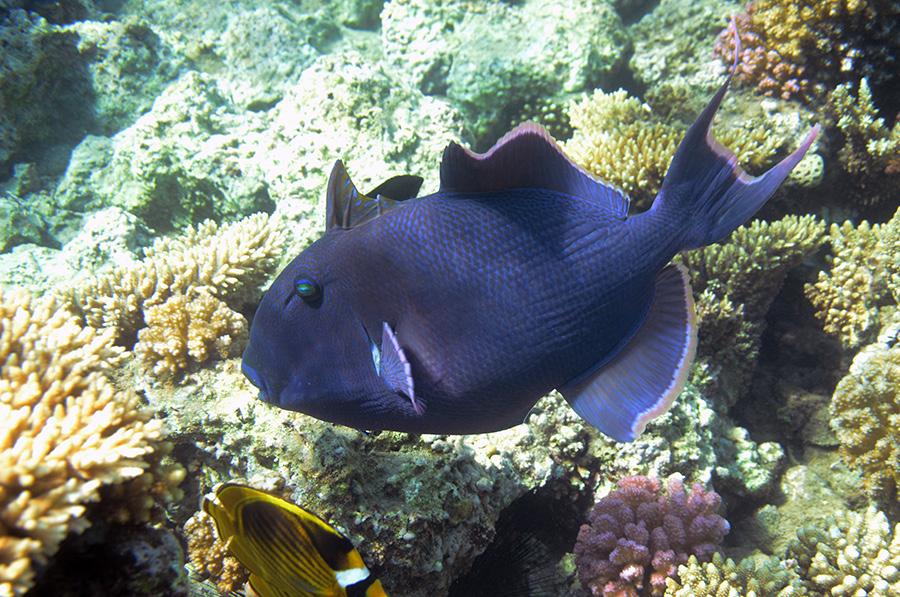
[241,25,819,442]
[202,483,389,597]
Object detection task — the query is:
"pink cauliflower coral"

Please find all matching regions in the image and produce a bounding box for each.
[574,475,729,597]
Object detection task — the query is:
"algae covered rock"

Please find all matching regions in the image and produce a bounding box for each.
[383,0,628,146]
[258,50,467,250]
[54,72,274,232]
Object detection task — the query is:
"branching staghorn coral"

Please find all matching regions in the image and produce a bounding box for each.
[785,507,900,595]
[58,212,285,376]
[664,553,806,597]
[829,344,900,504]
[679,215,826,405]
[563,88,784,209]
[0,287,179,596]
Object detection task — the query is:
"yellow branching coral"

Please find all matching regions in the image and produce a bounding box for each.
[829,345,900,503]
[564,88,785,209]
[827,78,900,183]
[565,89,681,208]
[184,510,249,594]
[135,292,248,377]
[786,507,900,594]
[0,287,172,596]
[805,220,889,349]
[680,215,826,403]
[664,553,805,597]
[58,212,285,375]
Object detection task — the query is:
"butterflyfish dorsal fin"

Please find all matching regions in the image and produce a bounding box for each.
[439,122,629,218]
[326,161,421,231]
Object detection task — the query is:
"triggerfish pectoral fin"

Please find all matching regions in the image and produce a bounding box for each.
[558,264,697,442]
[654,16,820,250]
[379,322,422,415]
[202,483,389,597]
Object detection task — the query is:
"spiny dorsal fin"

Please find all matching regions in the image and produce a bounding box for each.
[440,122,629,218]
[326,161,422,231]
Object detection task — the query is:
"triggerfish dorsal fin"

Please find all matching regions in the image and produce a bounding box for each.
[440,122,630,218]
[326,160,422,231]
[202,483,389,597]
[558,264,697,442]
[655,16,820,249]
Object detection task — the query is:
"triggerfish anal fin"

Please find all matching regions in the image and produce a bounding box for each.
[326,160,423,231]
[558,264,697,442]
[202,483,389,597]
[657,15,820,250]
[380,322,422,415]
[439,122,630,218]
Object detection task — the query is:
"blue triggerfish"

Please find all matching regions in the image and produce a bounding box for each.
[241,28,819,442]
[202,483,388,597]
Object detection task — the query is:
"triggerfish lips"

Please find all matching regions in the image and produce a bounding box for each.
[241,358,269,402]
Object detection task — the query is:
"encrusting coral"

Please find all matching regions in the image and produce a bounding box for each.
[574,475,729,597]
[58,212,285,376]
[0,287,181,597]
[664,552,806,597]
[829,344,900,504]
[785,507,900,595]
[679,215,826,405]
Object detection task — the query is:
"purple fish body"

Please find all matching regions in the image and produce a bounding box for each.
[242,40,818,441]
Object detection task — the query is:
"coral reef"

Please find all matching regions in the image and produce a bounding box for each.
[829,344,900,504]
[713,0,899,103]
[680,215,826,405]
[25,523,189,597]
[382,0,628,146]
[664,553,805,597]
[574,475,729,597]
[57,213,285,375]
[183,510,249,595]
[786,507,900,595]
[0,287,178,596]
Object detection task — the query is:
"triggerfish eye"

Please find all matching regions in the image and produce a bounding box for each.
[202,483,389,597]
[293,273,322,303]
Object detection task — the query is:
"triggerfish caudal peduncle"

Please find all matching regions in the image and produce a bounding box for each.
[241,23,819,442]
[202,483,389,597]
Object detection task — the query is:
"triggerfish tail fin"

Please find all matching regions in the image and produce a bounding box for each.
[559,264,697,442]
[202,483,389,597]
[653,16,819,250]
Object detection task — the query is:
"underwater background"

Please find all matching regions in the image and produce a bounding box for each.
[1,0,899,595]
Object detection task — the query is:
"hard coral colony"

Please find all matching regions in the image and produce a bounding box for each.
[574,476,729,597]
